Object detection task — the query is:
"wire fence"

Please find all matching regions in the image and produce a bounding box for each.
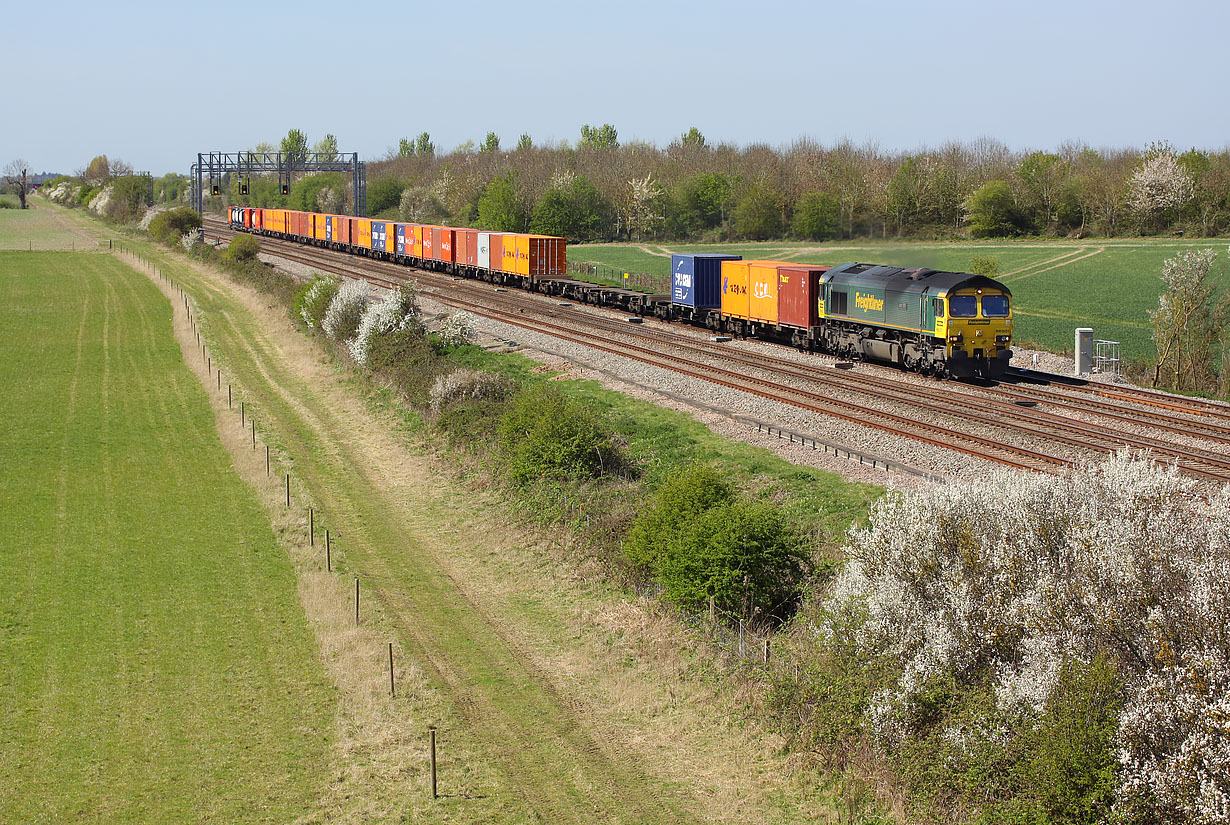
[567,261,669,295]
[629,579,808,684]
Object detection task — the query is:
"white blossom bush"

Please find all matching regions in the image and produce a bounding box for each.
[819,452,1229,822]
[296,274,340,330]
[1128,144,1195,226]
[431,312,475,349]
[347,284,421,367]
[321,277,370,342]
[428,368,512,415]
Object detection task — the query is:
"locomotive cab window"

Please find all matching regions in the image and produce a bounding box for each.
[981,294,1010,317]
[949,295,978,317]
[932,298,944,318]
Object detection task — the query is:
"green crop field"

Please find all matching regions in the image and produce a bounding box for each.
[0,250,333,822]
[570,239,1230,362]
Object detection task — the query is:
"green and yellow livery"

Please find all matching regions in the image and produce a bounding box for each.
[817,263,1013,379]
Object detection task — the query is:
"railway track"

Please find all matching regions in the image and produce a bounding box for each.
[202,219,1230,485]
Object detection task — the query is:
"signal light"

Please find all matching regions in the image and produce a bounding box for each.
[211,183,220,196]
[240,180,248,195]
[281,183,289,196]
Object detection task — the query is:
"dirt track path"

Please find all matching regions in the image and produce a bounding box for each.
[184,279,694,823]
[111,238,837,823]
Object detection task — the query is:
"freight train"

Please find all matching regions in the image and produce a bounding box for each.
[228,206,1013,379]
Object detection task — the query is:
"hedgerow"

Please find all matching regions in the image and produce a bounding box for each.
[775,451,1230,823]
[321,278,369,342]
[347,283,422,366]
[291,274,340,331]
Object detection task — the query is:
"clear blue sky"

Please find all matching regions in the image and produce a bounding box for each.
[8,0,1229,176]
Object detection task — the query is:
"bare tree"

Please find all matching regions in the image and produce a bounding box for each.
[4,159,31,209]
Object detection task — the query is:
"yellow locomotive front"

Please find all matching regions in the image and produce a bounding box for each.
[939,285,1013,378]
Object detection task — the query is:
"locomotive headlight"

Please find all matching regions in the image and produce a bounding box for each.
[948,333,963,343]
[995,334,1010,343]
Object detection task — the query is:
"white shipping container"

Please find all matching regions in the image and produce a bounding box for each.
[478,232,491,269]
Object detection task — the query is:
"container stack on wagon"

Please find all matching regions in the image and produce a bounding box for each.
[230,208,1012,379]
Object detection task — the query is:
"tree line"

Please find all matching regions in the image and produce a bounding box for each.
[216,127,1230,242]
[347,129,1229,242]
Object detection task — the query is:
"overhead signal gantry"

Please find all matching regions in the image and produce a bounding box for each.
[190,150,367,216]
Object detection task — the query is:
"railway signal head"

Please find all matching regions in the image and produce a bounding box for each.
[240,180,248,195]
[210,183,220,196]
[280,183,289,196]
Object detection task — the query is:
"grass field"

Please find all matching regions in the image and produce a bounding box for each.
[570,239,1230,362]
[0,250,334,822]
[0,199,107,251]
[80,202,897,821]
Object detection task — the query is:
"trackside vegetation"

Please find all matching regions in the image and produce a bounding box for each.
[0,250,333,821]
[285,262,857,625]
[152,225,1230,822]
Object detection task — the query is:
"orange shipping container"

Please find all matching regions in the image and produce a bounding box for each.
[721,260,792,324]
[512,235,529,275]
[501,234,520,273]
[356,219,372,250]
[422,226,436,259]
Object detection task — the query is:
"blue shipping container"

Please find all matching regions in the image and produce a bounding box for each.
[372,221,387,251]
[671,253,742,309]
[395,224,406,256]
[325,216,333,243]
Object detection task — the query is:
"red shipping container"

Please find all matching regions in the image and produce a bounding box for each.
[528,236,566,276]
[777,265,831,330]
[455,229,478,266]
[423,226,436,260]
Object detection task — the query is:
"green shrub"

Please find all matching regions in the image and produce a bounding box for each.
[624,464,808,623]
[367,327,447,405]
[1006,656,1121,824]
[437,396,511,446]
[223,233,261,265]
[496,383,627,484]
[148,207,202,246]
[624,465,733,569]
[660,501,805,621]
[77,185,96,207]
[291,273,340,330]
[969,255,1000,277]
[188,241,220,264]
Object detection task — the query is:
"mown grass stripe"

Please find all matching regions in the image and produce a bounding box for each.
[0,252,334,823]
